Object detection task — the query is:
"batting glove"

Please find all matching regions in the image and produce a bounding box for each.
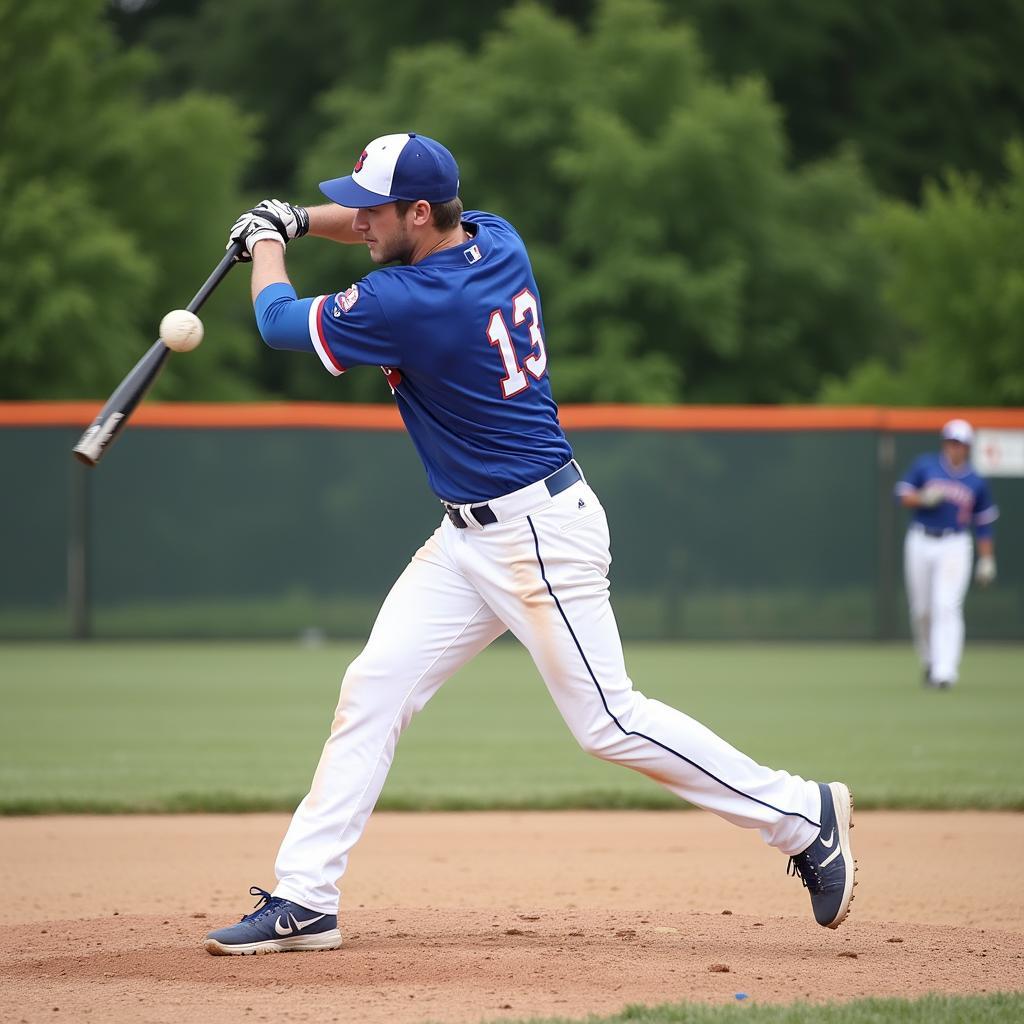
[974,554,997,587]
[227,210,288,262]
[254,199,309,241]
[917,483,946,508]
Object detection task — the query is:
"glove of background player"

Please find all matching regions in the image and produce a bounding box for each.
[917,483,946,507]
[974,554,997,587]
[227,210,288,262]
[254,199,309,241]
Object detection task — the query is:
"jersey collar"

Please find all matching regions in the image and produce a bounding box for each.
[939,453,972,478]
[417,221,485,268]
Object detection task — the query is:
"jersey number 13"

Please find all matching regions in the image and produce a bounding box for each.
[487,289,548,398]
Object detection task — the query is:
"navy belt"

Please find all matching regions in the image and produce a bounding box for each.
[922,526,962,538]
[444,462,581,529]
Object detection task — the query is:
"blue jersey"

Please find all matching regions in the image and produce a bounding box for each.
[895,453,998,538]
[256,210,572,503]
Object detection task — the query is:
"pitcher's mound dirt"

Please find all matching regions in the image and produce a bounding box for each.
[3,811,1023,1023]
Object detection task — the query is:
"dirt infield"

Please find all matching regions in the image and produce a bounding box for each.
[3,811,1023,1023]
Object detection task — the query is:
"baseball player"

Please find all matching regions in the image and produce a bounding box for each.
[896,419,998,688]
[204,134,856,955]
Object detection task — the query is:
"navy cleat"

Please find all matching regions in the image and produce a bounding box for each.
[788,782,856,929]
[204,886,342,955]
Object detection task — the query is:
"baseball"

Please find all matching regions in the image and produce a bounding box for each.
[159,309,204,353]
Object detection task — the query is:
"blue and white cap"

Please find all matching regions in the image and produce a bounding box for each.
[319,133,460,208]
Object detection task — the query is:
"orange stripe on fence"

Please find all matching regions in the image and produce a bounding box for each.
[1,402,1023,431]
[0,402,405,429]
[560,405,886,430]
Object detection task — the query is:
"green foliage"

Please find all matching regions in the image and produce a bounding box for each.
[680,0,1024,201]
[121,1,1024,206]
[0,0,259,399]
[822,142,1024,405]
[5,0,1019,404]
[130,0,592,188]
[291,0,889,403]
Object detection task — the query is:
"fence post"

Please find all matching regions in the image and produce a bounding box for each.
[68,460,91,639]
[876,431,898,639]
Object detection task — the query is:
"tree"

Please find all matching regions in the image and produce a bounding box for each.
[0,0,259,400]
[678,0,1024,201]
[117,0,594,190]
[114,1,1024,205]
[821,141,1024,406]
[287,0,890,403]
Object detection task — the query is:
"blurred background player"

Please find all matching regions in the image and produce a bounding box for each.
[895,419,998,688]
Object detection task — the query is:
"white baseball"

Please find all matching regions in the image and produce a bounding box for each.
[159,309,204,353]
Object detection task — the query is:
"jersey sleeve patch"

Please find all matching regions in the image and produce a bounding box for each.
[308,295,346,376]
[333,284,360,314]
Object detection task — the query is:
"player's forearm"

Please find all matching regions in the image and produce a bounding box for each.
[250,239,291,302]
[306,203,362,244]
[976,537,994,557]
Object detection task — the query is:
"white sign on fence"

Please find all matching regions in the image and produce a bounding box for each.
[974,429,1024,477]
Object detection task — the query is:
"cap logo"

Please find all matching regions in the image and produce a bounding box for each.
[353,149,368,173]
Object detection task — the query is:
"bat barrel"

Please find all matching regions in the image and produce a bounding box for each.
[71,242,243,467]
[71,341,170,464]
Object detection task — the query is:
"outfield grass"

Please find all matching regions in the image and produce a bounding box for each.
[1,641,1022,813]
[491,993,1024,1024]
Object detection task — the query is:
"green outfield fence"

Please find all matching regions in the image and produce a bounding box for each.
[2,402,1022,641]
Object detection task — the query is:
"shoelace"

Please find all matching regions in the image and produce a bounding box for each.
[787,854,823,893]
[238,886,283,922]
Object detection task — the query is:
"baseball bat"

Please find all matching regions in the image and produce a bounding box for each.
[71,241,245,467]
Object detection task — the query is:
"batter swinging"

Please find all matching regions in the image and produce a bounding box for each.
[205,134,856,955]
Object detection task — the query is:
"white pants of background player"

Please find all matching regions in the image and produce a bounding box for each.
[272,469,823,915]
[903,526,973,685]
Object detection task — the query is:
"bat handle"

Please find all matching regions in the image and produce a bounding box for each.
[186,241,245,314]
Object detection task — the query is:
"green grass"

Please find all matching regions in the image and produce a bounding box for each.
[1,641,1022,813]
[483,993,1024,1024]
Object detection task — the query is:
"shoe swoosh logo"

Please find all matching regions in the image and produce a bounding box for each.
[820,845,842,868]
[274,913,326,936]
[819,829,835,849]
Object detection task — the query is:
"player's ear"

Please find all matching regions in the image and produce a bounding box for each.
[410,200,433,227]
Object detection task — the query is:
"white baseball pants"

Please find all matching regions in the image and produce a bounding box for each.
[903,526,973,683]
[273,471,823,915]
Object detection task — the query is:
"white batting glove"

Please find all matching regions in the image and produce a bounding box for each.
[917,483,946,507]
[226,210,287,262]
[254,199,309,241]
[974,554,997,587]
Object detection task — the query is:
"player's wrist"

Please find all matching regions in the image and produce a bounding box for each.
[251,236,286,253]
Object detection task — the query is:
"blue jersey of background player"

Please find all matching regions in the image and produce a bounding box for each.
[896,448,998,537]
[250,139,571,504]
[894,418,998,689]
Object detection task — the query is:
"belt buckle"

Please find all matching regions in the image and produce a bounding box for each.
[443,503,467,529]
